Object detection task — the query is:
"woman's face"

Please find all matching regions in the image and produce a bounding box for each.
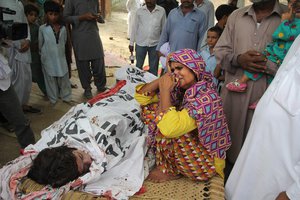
[170,62,196,89]
[72,150,92,175]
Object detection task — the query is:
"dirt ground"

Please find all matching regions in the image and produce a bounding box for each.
[0,4,232,167]
[100,12,132,67]
[0,11,131,167]
[0,2,256,166]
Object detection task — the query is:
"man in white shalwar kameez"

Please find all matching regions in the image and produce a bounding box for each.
[0,0,40,113]
[0,0,31,105]
[126,0,143,40]
[225,35,300,200]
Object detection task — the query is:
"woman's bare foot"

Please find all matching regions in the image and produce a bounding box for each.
[147,167,182,183]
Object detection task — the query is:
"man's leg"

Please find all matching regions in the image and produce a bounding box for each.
[0,112,14,132]
[75,59,92,91]
[75,59,93,99]
[148,46,159,76]
[0,86,35,149]
[58,73,72,102]
[91,57,107,92]
[135,44,147,70]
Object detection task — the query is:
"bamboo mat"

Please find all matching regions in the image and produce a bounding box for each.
[20,175,224,200]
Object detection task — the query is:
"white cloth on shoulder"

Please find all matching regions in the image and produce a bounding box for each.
[225,35,300,200]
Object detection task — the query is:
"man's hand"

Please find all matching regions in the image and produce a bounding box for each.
[129,45,134,52]
[214,63,222,78]
[19,40,30,53]
[275,192,290,200]
[157,50,164,58]
[237,50,266,73]
[79,12,97,21]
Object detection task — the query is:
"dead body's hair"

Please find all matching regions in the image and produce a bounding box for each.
[27,146,79,188]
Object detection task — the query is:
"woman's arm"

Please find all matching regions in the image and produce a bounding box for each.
[157,108,197,138]
[158,72,175,112]
[137,78,160,95]
[134,77,161,106]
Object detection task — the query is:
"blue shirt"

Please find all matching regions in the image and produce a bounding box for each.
[156,6,207,52]
[199,46,218,85]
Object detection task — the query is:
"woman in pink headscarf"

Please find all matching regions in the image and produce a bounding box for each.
[135,49,231,182]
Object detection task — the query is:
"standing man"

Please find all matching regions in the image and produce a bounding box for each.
[126,0,143,40]
[0,53,35,150]
[156,0,207,54]
[63,0,107,99]
[129,0,166,76]
[0,0,41,114]
[157,0,178,17]
[225,34,300,200]
[194,0,215,29]
[214,0,287,179]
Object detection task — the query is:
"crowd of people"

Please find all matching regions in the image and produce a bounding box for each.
[1,0,300,199]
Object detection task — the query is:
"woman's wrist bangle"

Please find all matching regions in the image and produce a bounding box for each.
[155,107,176,123]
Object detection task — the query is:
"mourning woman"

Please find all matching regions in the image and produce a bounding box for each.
[135,49,231,182]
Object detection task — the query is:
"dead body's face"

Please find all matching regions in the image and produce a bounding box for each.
[72,150,92,175]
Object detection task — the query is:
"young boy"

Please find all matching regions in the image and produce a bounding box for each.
[200,4,236,49]
[39,1,71,104]
[199,26,223,91]
[214,4,237,31]
[24,4,47,97]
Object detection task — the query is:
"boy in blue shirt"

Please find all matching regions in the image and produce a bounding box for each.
[199,26,223,93]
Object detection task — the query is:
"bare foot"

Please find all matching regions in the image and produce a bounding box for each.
[147,167,182,183]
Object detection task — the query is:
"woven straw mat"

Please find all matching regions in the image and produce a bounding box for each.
[20,175,224,200]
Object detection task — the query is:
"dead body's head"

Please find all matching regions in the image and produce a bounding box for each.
[27,146,92,187]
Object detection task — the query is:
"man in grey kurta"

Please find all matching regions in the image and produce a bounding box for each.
[156,0,207,53]
[63,0,106,99]
[214,0,287,179]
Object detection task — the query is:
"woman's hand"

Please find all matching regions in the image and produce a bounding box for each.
[158,72,175,113]
[159,72,176,93]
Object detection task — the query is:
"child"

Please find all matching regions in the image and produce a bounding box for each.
[24,4,47,97]
[200,4,236,49]
[39,1,71,104]
[159,42,170,74]
[214,4,237,31]
[199,26,223,90]
[226,0,300,93]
